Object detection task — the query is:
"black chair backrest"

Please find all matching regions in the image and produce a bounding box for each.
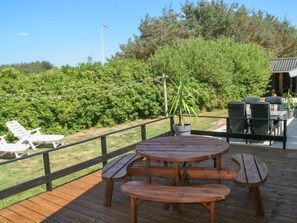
[250,102,271,135]
[227,102,247,133]
[265,96,283,111]
[244,97,260,104]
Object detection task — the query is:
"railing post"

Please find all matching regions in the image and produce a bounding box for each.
[101,136,108,166]
[226,117,230,143]
[170,116,175,136]
[43,152,52,191]
[283,119,287,149]
[141,124,146,141]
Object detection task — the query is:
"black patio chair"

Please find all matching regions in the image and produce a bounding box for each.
[227,102,248,143]
[244,97,260,104]
[265,96,284,135]
[250,102,272,145]
[244,97,261,115]
[265,96,284,111]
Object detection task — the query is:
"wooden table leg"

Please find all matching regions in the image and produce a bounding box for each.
[216,156,222,184]
[174,162,180,186]
[213,158,217,168]
[146,159,151,183]
[164,162,181,211]
[214,156,221,169]
[174,162,182,213]
[181,162,191,186]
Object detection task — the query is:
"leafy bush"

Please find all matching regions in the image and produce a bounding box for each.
[150,37,272,110]
[0,59,163,137]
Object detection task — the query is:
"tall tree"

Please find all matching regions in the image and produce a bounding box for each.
[232,8,297,57]
[182,0,235,39]
[117,5,191,59]
[118,0,297,59]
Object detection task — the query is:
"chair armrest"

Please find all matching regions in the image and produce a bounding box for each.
[28,127,42,135]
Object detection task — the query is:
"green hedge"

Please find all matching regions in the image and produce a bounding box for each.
[0,59,163,137]
[0,38,273,137]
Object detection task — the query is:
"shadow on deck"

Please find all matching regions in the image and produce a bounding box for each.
[1,144,297,223]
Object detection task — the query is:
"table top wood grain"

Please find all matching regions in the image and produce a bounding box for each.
[136,136,230,162]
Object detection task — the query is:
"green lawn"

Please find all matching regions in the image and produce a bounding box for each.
[0,109,227,208]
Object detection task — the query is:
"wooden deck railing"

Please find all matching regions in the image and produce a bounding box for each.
[0,116,174,200]
[0,115,287,201]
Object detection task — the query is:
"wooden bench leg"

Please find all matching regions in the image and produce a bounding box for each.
[130,198,142,223]
[249,186,265,216]
[202,202,216,223]
[210,202,215,223]
[103,179,114,206]
[131,197,137,223]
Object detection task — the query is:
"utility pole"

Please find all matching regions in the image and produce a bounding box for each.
[101,24,108,65]
[161,73,168,117]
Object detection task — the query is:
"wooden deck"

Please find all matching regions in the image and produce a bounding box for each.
[1,144,297,223]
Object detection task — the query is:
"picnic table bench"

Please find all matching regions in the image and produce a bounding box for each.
[232,153,268,216]
[101,151,268,217]
[102,153,143,206]
[121,181,231,223]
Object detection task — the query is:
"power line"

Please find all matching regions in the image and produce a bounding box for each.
[0,77,158,101]
[0,77,156,98]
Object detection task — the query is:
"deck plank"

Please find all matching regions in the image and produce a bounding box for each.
[19,200,79,222]
[7,204,53,223]
[0,144,297,222]
[0,215,13,223]
[0,208,34,223]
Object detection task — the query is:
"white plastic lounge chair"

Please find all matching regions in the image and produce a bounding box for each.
[0,135,30,158]
[6,120,64,150]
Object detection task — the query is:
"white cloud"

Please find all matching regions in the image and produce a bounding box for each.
[18,32,28,36]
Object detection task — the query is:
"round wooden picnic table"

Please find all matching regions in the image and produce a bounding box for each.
[136,136,229,162]
[135,136,230,185]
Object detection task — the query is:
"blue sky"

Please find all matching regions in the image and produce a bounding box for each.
[1,0,297,67]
